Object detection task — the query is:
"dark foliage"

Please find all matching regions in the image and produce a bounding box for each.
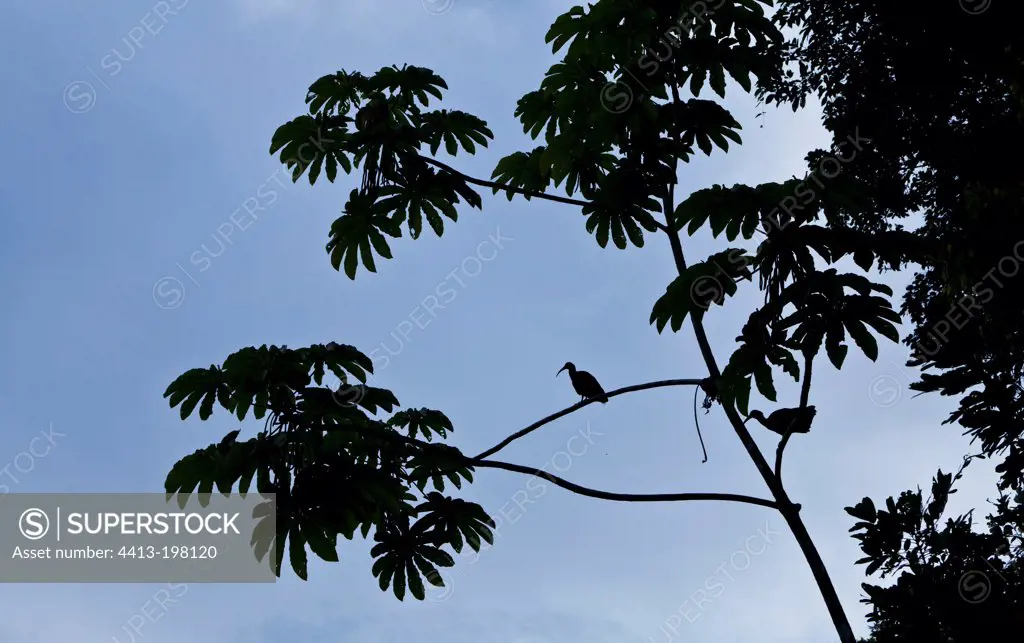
[762,0,1024,491]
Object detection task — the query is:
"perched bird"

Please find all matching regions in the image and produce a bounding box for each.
[747,406,817,436]
[556,362,609,403]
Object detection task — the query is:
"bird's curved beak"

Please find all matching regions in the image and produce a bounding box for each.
[556,366,566,377]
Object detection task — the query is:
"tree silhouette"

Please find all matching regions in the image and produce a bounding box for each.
[846,459,1024,641]
[158,3,964,642]
[760,2,1024,639]
[762,0,1024,491]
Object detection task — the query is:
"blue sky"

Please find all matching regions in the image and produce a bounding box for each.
[0,1,1001,642]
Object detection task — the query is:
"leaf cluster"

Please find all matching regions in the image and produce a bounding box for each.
[163,342,492,599]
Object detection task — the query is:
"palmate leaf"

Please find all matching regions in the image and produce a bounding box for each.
[776,270,901,367]
[269,114,352,185]
[673,181,792,239]
[650,249,754,332]
[419,110,494,157]
[164,445,219,503]
[333,385,400,416]
[163,367,229,421]
[719,306,802,410]
[370,514,464,601]
[370,545,455,601]
[164,343,379,423]
[544,5,587,54]
[581,165,662,250]
[666,99,743,158]
[407,443,475,494]
[327,190,404,279]
[412,493,496,554]
[273,64,496,279]
[387,408,455,441]
[514,89,559,142]
[490,147,554,200]
[303,341,375,386]
[542,138,617,198]
[378,167,482,239]
[326,164,484,279]
[366,64,448,109]
[306,70,367,116]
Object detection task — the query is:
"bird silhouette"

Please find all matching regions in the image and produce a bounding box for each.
[747,406,817,436]
[556,362,608,403]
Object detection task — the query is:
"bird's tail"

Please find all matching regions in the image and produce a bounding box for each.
[597,394,609,404]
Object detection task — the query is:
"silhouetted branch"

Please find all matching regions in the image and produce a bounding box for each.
[420,156,592,209]
[472,458,778,509]
[473,378,704,460]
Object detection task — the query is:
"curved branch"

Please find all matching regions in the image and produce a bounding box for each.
[473,378,704,460]
[473,458,778,509]
[420,156,591,209]
[776,350,813,482]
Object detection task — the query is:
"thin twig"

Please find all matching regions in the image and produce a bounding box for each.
[693,386,708,463]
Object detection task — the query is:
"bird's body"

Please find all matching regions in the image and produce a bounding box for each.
[748,406,817,436]
[557,362,608,403]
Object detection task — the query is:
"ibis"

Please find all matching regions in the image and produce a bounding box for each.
[556,362,608,404]
[747,406,817,436]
